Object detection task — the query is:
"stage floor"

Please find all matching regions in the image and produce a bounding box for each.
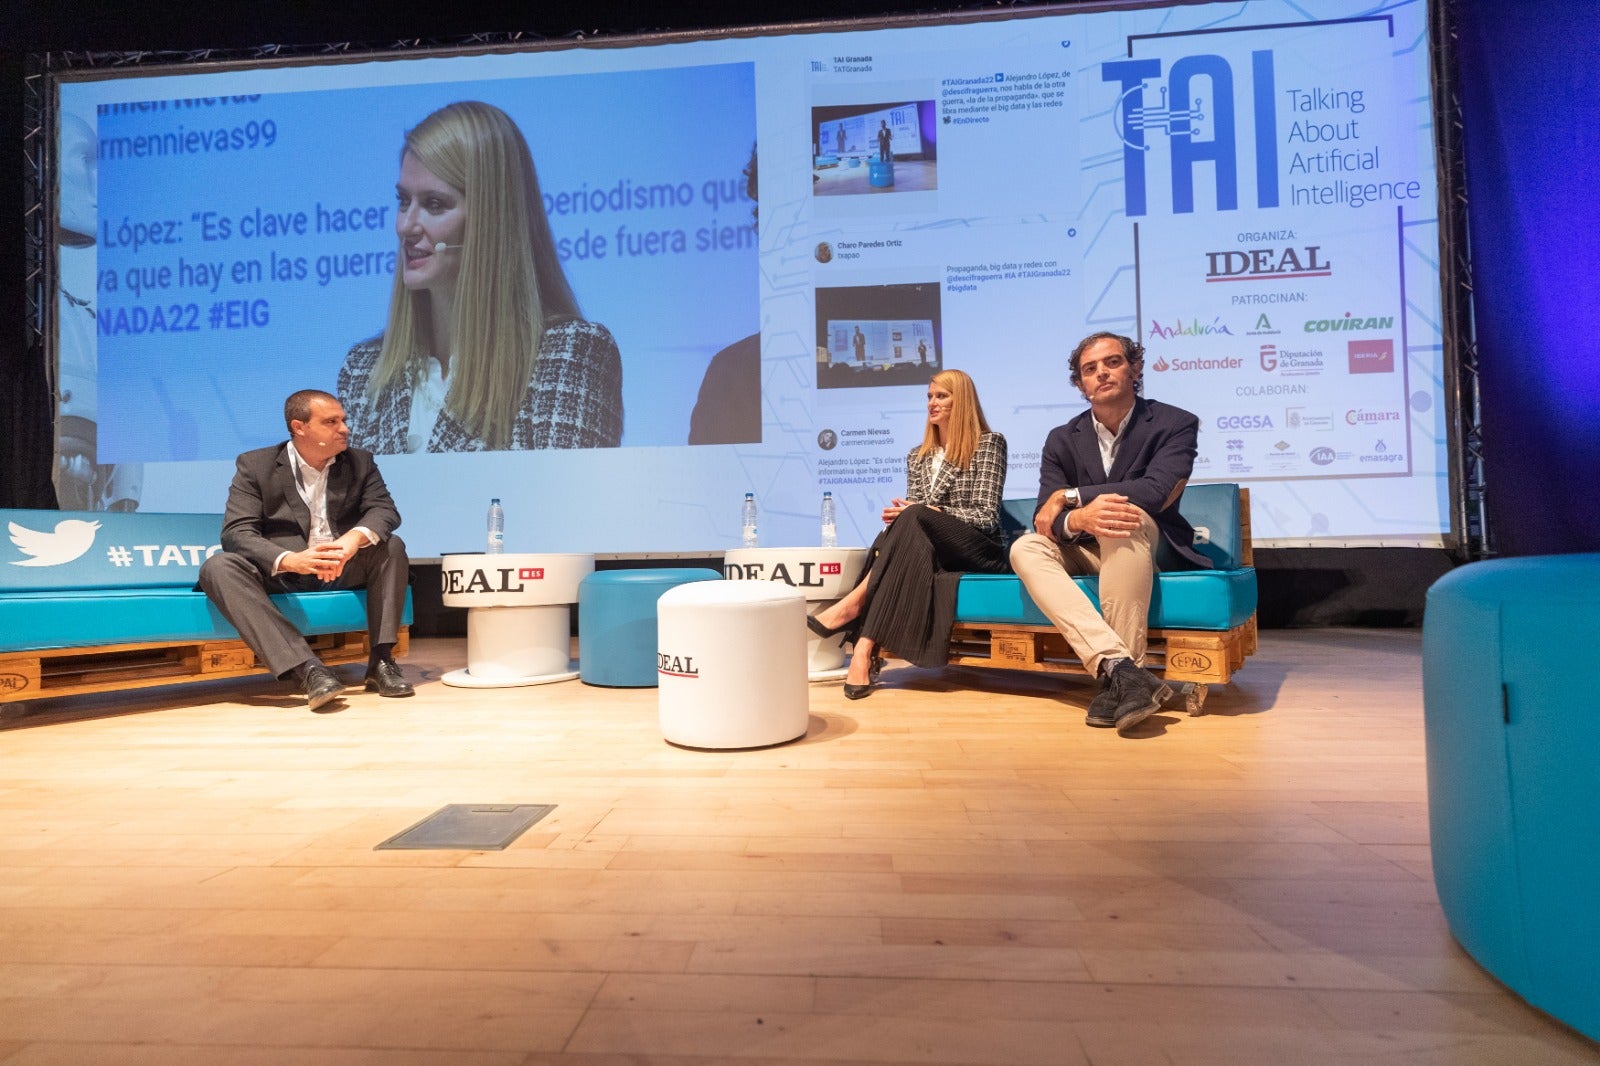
[1,629,1594,1064]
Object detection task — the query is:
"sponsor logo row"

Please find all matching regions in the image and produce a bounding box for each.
[1147,310,1394,341]
[1213,408,1403,432]
[1149,338,1393,377]
[1210,436,1405,474]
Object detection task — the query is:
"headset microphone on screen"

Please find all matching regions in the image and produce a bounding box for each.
[433,242,463,252]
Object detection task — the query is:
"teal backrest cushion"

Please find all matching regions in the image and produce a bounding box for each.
[999,482,1243,571]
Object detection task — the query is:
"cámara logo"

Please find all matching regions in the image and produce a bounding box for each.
[1346,409,1400,425]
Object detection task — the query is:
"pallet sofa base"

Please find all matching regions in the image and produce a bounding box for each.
[949,616,1257,689]
[0,629,409,705]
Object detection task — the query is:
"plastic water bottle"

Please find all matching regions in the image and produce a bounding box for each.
[487,498,504,554]
[821,491,838,547]
[741,492,759,548]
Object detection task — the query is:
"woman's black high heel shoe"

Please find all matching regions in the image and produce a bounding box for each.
[843,652,884,700]
[807,614,852,639]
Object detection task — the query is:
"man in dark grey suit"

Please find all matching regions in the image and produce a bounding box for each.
[199,389,412,712]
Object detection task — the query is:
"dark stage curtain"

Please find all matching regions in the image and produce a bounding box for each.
[1457,0,1600,555]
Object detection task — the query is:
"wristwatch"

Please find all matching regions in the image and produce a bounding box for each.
[1062,487,1081,509]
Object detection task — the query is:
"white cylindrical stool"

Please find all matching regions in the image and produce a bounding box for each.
[723,546,868,681]
[439,553,593,687]
[656,581,809,749]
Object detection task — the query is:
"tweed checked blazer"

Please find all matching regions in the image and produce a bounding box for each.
[338,318,624,453]
[904,430,1008,541]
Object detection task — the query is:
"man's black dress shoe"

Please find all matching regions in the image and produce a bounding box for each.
[303,664,345,713]
[364,658,415,697]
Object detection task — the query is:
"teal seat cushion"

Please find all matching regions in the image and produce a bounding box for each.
[955,567,1256,631]
[967,483,1253,631]
[0,587,414,654]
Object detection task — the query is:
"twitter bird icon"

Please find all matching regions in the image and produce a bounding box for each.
[8,519,101,567]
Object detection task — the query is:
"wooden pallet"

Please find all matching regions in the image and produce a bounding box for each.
[943,487,1256,693]
[0,628,408,704]
[948,615,1255,686]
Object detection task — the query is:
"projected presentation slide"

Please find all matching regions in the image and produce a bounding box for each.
[56,0,1449,553]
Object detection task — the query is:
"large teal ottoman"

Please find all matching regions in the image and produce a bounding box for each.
[1422,554,1600,1042]
[578,568,721,687]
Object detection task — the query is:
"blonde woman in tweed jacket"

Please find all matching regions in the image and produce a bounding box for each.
[808,369,1009,698]
[339,101,623,453]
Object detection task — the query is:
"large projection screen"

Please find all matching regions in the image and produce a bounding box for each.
[51,0,1451,555]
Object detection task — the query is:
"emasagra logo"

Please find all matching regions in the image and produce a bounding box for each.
[7,519,101,567]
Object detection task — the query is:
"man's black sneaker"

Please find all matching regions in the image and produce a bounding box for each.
[1110,660,1171,736]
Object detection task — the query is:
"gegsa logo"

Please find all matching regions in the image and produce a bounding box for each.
[7,519,100,567]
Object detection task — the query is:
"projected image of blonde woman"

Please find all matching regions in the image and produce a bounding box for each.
[339,101,623,452]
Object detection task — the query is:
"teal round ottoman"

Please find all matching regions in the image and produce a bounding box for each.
[1423,554,1600,1041]
[578,568,721,687]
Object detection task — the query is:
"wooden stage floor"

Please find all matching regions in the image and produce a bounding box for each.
[1,629,1595,1065]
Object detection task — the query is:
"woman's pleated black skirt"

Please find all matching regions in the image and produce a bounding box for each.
[854,503,1009,668]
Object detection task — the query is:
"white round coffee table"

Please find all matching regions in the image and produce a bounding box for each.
[440,552,594,687]
[722,546,868,681]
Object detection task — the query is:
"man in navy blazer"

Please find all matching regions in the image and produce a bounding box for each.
[1010,332,1207,735]
[199,389,412,712]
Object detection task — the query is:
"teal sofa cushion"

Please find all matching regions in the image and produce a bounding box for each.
[961,483,1255,631]
[0,587,414,654]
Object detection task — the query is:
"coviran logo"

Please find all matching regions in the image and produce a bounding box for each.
[657,653,700,678]
[1305,312,1394,332]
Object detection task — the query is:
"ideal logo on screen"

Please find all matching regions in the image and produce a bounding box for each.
[1103,50,1283,216]
[1206,246,1331,282]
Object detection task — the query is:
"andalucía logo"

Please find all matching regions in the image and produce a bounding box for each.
[1206,246,1331,282]
[1147,315,1234,340]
